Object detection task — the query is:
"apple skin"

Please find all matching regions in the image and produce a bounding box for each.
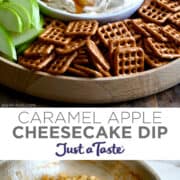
[0,0,42,61]
[0,25,17,60]
[12,15,44,47]
[0,5,23,33]
[8,0,41,29]
[12,27,43,47]
[1,2,31,31]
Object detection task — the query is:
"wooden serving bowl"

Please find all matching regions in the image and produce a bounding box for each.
[0,56,179,104]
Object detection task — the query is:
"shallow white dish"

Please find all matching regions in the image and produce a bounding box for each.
[0,160,160,179]
[38,0,144,23]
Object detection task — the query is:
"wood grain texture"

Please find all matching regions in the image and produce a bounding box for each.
[0,56,179,104]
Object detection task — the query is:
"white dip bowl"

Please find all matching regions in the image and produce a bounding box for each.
[38,0,144,23]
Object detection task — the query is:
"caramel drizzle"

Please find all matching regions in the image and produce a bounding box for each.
[73,0,95,13]
[74,0,84,13]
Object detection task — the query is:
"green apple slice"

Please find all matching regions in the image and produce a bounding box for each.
[8,0,40,29]
[32,0,41,28]
[0,25,17,60]
[12,15,44,46]
[39,15,45,30]
[1,2,31,31]
[0,5,23,32]
[12,27,43,46]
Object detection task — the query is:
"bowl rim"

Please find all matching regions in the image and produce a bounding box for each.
[38,0,144,20]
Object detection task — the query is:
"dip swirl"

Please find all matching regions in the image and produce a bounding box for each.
[42,0,126,14]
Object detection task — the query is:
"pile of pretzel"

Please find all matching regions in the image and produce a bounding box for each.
[18,0,180,78]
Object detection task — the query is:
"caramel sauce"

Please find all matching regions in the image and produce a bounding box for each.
[73,0,95,13]
[73,0,84,13]
[41,175,49,180]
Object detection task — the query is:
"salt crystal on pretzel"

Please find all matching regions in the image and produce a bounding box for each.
[138,0,172,24]
[65,20,99,36]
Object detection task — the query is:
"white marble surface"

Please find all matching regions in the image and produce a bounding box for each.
[146,161,180,180]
